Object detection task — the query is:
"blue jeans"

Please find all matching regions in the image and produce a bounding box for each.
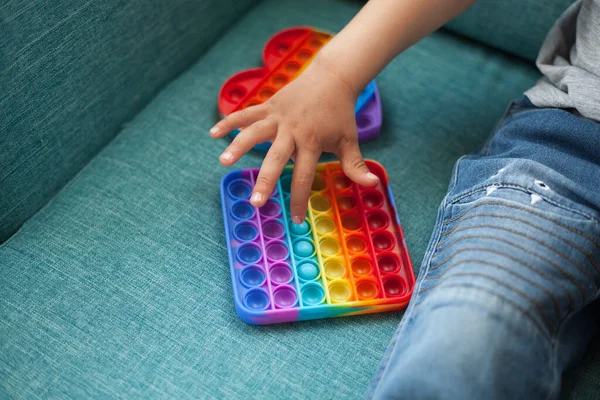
[367,97,600,399]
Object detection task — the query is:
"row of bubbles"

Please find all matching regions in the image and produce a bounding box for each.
[307,171,358,303]
[280,170,329,306]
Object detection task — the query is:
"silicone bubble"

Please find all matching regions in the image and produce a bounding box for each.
[373,231,395,251]
[240,265,266,287]
[269,263,293,285]
[384,276,406,297]
[346,235,367,253]
[259,199,281,218]
[293,238,315,258]
[285,62,300,73]
[329,281,352,303]
[266,240,289,261]
[336,194,356,211]
[362,190,383,208]
[231,200,255,220]
[301,283,325,306]
[276,42,290,55]
[289,219,311,236]
[314,217,336,235]
[273,286,297,308]
[367,209,390,230]
[296,260,320,281]
[234,221,259,242]
[228,179,252,200]
[332,173,352,190]
[237,243,262,264]
[351,257,372,276]
[356,279,378,299]
[341,212,362,231]
[258,87,275,100]
[309,38,324,48]
[319,237,340,257]
[377,252,401,273]
[272,74,289,87]
[245,289,270,310]
[262,219,285,240]
[324,259,346,279]
[310,195,331,213]
[297,49,313,60]
[311,174,327,192]
[227,86,247,103]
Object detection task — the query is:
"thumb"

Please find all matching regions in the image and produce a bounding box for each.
[337,133,379,187]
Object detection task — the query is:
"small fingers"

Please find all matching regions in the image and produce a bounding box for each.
[210,105,268,138]
[251,137,294,207]
[219,119,277,166]
[290,149,319,224]
[338,134,379,187]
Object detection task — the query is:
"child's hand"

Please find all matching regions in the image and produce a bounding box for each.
[210,58,379,224]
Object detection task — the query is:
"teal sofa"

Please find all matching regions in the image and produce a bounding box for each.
[1,0,598,397]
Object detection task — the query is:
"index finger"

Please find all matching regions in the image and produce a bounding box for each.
[289,149,319,224]
[210,104,268,138]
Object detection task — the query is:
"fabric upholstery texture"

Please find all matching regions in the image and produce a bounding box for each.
[0,0,258,241]
[446,0,574,61]
[0,0,598,398]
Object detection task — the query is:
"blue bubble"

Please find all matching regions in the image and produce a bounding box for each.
[238,244,262,263]
[302,283,325,306]
[228,179,252,199]
[290,220,310,236]
[240,266,265,287]
[297,261,319,281]
[245,290,270,310]
[294,240,314,258]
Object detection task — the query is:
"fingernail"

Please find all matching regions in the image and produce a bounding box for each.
[292,216,303,224]
[251,192,263,204]
[366,172,378,181]
[210,126,220,136]
[220,151,233,161]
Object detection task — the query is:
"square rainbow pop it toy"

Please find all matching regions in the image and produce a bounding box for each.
[220,160,415,325]
[218,27,382,152]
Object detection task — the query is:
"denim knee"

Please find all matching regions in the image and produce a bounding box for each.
[370,286,555,399]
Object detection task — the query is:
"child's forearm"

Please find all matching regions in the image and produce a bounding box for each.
[315,0,476,95]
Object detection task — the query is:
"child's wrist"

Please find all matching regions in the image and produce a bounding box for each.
[311,52,361,99]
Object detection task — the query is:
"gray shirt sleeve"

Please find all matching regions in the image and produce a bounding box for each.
[524,0,600,122]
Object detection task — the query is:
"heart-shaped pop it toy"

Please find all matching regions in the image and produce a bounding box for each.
[218,27,382,152]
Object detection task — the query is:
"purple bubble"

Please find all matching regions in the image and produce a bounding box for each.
[269,263,293,285]
[266,240,288,261]
[259,199,281,218]
[273,286,297,308]
[262,219,284,239]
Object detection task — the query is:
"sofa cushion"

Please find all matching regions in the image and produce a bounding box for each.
[0,0,257,241]
[1,0,597,397]
[446,0,574,61]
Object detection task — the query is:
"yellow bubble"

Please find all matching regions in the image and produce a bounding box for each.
[319,237,340,257]
[324,259,345,279]
[310,195,331,212]
[315,217,335,235]
[329,281,351,303]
